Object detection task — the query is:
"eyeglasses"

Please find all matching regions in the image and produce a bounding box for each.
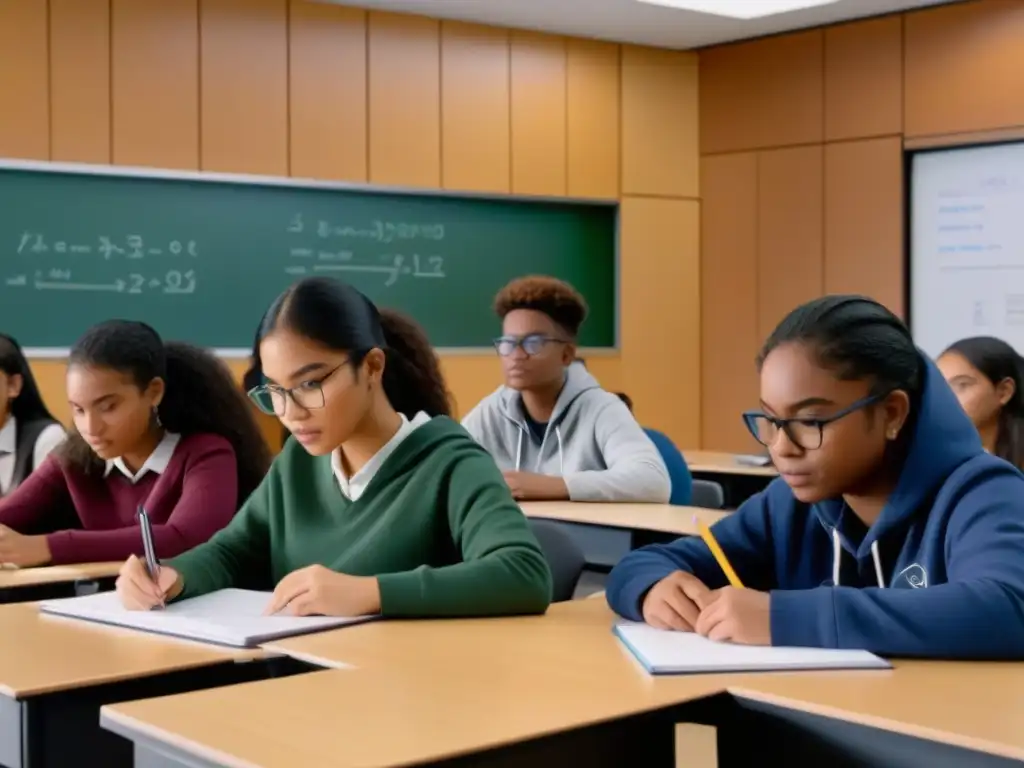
[247,361,348,416]
[493,334,568,357]
[742,394,884,451]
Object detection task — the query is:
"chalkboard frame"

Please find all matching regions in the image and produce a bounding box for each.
[0,158,620,358]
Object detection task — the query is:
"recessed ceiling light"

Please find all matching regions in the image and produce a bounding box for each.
[635,0,842,19]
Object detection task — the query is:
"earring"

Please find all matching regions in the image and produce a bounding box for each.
[153,405,163,429]
[887,429,897,440]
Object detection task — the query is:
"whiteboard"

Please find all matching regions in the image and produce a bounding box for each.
[910,142,1024,358]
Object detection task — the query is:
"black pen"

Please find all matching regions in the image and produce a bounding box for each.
[137,505,160,582]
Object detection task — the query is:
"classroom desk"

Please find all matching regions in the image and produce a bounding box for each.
[104,599,1024,768]
[683,450,776,507]
[0,603,304,768]
[521,501,729,537]
[0,561,121,604]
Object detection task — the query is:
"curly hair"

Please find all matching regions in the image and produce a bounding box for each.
[261,277,452,419]
[58,321,272,501]
[493,275,588,338]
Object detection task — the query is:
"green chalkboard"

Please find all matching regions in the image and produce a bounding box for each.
[0,162,617,352]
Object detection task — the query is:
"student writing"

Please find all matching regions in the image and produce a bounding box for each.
[937,336,1024,471]
[0,334,65,498]
[0,321,270,566]
[606,296,1024,659]
[116,277,552,618]
[462,276,670,503]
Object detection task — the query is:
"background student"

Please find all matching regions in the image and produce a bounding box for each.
[0,321,270,566]
[462,275,670,503]
[607,295,1024,659]
[937,336,1024,471]
[115,277,552,618]
[0,334,65,497]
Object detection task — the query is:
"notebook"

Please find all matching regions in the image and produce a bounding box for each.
[735,453,772,467]
[614,622,891,675]
[38,588,378,648]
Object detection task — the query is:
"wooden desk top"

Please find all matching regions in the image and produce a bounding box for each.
[684,450,777,477]
[104,602,772,768]
[729,662,1024,762]
[520,501,729,535]
[0,603,262,698]
[0,561,121,589]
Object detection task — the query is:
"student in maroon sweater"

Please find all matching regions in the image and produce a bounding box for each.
[0,321,271,566]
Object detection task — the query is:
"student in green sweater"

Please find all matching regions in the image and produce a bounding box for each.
[115,277,553,618]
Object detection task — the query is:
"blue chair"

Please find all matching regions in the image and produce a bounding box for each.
[643,427,693,506]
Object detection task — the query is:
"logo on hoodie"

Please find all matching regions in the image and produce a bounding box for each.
[895,563,928,589]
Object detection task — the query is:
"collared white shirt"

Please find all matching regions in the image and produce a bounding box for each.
[331,412,430,501]
[0,416,66,495]
[104,432,181,484]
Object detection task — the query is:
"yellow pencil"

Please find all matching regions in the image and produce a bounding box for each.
[695,516,744,588]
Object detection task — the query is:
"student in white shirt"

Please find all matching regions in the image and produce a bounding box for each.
[0,334,64,497]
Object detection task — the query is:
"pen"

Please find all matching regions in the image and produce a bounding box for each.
[137,505,160,582]
[694,515,744,588]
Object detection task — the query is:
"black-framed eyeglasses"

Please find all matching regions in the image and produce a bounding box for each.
[742,393,885,451]
[493,334,568,357]
[247,361,348,416]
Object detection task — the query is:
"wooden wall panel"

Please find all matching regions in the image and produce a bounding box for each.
[567,39,620,199]
[111,0,199,169]
[50,0,111,163]
[756,146,824,340]
[700,30,824,154]
[9,2,703,450]
[440,22,510,193]
[288,3,367,182]
[510,31,567,196]
[621,47,699,198]
[620,198,701,448]
[905,0,1024,138]
[368,12,441,187]
[700,153,759,452]
[201,0,288,175]
[825,137,904,314]
[825,15,903,141]
[0,0,49,159]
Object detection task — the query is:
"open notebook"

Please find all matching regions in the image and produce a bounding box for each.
[38,589,378,648]
[614,622,890,675]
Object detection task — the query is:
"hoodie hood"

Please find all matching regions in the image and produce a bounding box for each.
[498,360,600,430]
[813,351,984,586]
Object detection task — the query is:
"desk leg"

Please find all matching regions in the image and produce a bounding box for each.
[710,696,1024,768]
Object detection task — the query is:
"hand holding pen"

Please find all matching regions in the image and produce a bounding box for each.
[114,506,182,611]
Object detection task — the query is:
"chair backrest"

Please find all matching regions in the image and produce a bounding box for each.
[642,427,694,506]
[528,519,586,602]
[690,479,725,510]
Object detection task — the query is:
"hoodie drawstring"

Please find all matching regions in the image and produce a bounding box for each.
[831,527,886,588]
[514,423,564,474]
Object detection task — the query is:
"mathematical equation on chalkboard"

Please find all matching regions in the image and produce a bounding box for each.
[1,217,450,296]
[284,214,448,286]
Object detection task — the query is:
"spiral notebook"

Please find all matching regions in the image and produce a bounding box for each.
[39,588,377,648]
[614,622,890,675]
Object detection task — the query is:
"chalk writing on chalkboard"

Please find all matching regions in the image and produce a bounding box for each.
[3,269,197,294]
[16,232,199,259]
[287,214,445,243]
[283,252,445,288]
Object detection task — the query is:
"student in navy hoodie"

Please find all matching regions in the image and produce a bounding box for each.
[606,295,1024,659]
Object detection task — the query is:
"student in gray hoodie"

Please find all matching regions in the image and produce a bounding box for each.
[462,276,671,503]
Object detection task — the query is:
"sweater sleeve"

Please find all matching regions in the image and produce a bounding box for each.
[562,399,671,503]
[0,455,72,532]
[166,464,275,601]
[45,439,240,565]
[376,451,553,617]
